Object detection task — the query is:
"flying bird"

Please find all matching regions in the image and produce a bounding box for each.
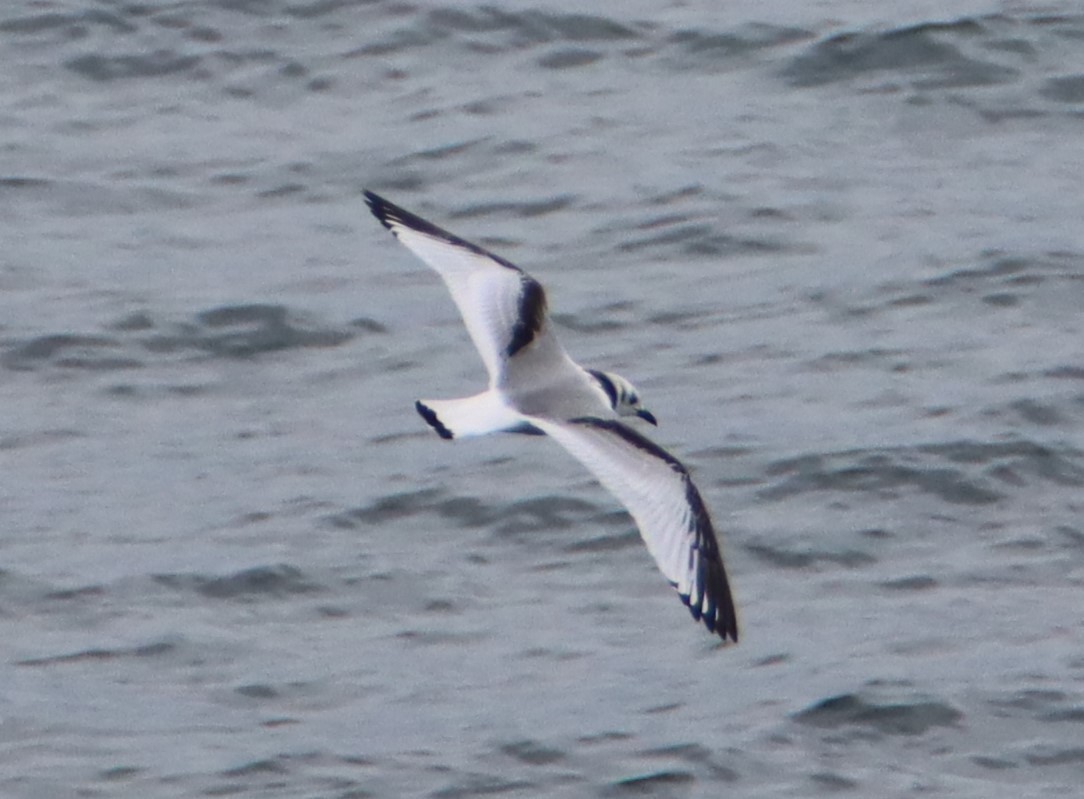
[364,190,738,643]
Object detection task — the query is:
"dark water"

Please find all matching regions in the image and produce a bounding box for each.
[3,1,1084,796]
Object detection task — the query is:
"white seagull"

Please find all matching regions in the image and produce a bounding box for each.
[364,190,738,642]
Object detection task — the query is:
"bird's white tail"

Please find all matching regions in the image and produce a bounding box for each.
[415,391,533,439]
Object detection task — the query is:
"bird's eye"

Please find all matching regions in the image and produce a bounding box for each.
[628,394,639,405]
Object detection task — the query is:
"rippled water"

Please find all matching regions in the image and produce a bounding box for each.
[3,1,1084,797]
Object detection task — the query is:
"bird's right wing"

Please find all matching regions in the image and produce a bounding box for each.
[364,190,577,389]
[529,416,738,642]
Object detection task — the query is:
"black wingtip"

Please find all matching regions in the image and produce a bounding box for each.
[363,189,452,243]
[687,543,739,645]
[415,400,454,440]
[362,189,526,275]
[682,591,739,644]
[363,189,397,232]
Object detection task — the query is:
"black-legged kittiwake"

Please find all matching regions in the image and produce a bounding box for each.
[364,190,738,643]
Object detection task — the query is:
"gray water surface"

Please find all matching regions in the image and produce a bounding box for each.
[3,1,1084,797]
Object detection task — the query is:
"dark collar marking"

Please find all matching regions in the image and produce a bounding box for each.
[364,190,523,274]
[568,417,739,642]
[586,370,618,409]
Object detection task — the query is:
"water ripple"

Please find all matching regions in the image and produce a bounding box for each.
[2,304,364,372]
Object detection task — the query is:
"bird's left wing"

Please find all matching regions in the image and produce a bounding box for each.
[529,417,738,642]
[364,190,576,389]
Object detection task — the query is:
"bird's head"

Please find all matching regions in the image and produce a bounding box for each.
[587,370,657,426]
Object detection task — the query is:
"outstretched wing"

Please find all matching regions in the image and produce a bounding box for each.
[530,417,738,642]
[364,190,575,388]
